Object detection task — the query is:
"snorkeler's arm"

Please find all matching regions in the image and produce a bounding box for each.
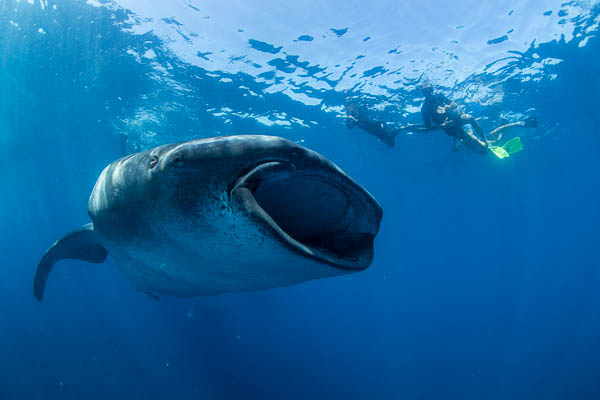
[408,100,458,133]
[397,123,435,133]
[399,119,457,133]
[413,106,439,132]
[438,119,457,129]
[460,114,489,144]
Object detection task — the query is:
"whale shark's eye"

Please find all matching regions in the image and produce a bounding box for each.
[172,153,185,168]
[149,156,159,169]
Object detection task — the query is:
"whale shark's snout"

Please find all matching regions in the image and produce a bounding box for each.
[229,143,382,271]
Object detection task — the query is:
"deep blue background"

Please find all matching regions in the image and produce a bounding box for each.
[1,1,599,399]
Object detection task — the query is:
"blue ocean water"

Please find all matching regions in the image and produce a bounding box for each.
[1,0,600,398]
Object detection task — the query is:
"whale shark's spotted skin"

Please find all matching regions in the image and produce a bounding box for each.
[34,135,382,301]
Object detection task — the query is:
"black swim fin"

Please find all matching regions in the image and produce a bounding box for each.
[33,223,108,302]
[381,133,395,148]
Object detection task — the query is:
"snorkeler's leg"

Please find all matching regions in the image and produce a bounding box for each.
[489,117,538,141]
[461,129,488,155]
[488,122,520,141]
[460,114,489,145]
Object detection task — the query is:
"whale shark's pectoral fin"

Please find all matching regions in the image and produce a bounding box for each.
[33,223,108,302]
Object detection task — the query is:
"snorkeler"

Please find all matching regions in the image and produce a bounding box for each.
[346,83,537,156]
[119,132,141,156]
[345,102,397,147]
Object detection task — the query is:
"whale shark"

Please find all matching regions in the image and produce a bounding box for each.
[34,135,382,301]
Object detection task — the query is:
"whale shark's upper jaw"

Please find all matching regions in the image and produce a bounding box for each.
[229,156,382,271]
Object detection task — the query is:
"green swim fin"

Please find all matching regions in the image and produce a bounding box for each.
[489,137,523,159]
[489,145,509,159]
[503,136,523,154]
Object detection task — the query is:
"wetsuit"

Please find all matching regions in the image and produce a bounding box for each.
[346,103,397,147]
[421,93,488,155]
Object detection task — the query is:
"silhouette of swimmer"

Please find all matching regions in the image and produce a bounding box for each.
[119,132,141,156]
[346,84,537,154]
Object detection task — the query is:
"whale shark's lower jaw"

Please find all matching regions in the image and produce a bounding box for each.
[230,159,382,271]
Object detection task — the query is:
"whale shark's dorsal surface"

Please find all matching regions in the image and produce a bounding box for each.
[34,135,382,301]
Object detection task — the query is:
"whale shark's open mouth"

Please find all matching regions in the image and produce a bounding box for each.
[230,160,382,270]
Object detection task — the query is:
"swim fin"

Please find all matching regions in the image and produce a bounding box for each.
[489,145,510,159]
[503,136,523,154]
[489,137,523,159]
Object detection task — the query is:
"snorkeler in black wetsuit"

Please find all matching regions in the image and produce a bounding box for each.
[346,83,537,154]
[345,102,397,147]
[418,83,490,154]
